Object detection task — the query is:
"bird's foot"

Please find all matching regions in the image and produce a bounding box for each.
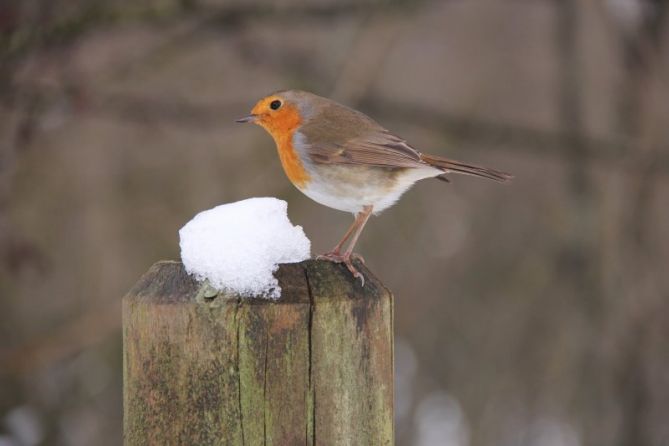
[316,251,343,262]
[350,252,365,264]
[316,252,365,286]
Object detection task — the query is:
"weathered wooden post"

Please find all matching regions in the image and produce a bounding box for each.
[123,259,393,445]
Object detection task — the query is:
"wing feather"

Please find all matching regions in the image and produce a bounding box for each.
[298,103,425,169]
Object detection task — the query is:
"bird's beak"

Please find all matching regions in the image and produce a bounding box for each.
[235,114,257,123]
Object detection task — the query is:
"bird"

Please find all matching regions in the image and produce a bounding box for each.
[237,90,512,284]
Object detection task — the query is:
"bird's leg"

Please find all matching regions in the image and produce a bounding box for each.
[342,204,372,260]
[318,206,373,285]
[318,213,363,259]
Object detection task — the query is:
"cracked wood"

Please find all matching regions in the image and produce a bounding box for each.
[122,259,394,446]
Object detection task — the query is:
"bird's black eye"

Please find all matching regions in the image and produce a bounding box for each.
[270,100,282,110]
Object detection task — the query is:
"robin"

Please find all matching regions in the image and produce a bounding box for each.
[237,90,512,284]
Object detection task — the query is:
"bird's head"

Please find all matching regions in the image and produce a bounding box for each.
[236,91,309,140]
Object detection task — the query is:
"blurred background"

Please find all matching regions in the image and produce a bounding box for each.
[1,0,668,445]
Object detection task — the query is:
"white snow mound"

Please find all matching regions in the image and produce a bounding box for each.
[179,197,311,299]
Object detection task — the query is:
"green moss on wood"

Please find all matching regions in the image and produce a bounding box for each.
[123,260,393,445]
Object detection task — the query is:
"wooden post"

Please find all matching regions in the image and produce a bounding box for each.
[123,259,393,445]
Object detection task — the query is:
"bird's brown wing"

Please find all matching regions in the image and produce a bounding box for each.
[298,102,425,169]
[304,131,426,168]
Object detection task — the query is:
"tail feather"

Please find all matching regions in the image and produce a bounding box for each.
[421,153,513,183]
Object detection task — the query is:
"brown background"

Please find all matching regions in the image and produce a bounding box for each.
[1,1,668,445]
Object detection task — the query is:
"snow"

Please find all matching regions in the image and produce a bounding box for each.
[179,197,311,299]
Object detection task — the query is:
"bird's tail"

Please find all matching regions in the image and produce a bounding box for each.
[421,153,513,183]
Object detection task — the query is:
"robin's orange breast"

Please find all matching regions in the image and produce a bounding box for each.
[275,131,310,189]
[256,104,311,189]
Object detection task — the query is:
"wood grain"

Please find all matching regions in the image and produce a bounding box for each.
[123,259,393,445]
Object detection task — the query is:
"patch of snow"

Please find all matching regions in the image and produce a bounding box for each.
[526,416,581,446]
[414,392,470,446]
[4,406,43,446]
[179,197,311,299]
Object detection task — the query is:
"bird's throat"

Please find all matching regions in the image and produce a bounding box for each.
[273,130,310,189]
[256,104,310,189]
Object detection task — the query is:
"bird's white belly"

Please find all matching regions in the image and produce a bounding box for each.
[298,165,440,214]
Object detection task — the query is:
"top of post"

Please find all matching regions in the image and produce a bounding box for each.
[124,259,390,305]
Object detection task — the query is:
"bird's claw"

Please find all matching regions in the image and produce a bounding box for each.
[317,251,342,262]
[350,252,365,264]
[316,252,366,286]
[346,262,365,286]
